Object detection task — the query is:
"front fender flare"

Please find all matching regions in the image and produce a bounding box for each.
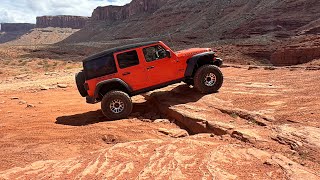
[184,52,215,77]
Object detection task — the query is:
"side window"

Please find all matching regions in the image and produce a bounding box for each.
[84,55,117,80]
[117,50,139,69]
[143,45,167,62]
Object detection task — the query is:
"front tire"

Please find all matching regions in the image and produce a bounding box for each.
[101,91,133,120]
[194,65,223,94]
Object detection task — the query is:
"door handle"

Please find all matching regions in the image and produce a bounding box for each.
[122,72,131,76]
[147,66,155,70]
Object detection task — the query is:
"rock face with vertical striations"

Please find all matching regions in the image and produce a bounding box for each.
[67,0,320,42]
[0,23,35,32]
[36,16,89,29]
[91,0,167,21]
[270,47,320,66]
[62,0,320,66]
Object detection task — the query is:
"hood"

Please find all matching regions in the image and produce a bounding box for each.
[175,48,212,58]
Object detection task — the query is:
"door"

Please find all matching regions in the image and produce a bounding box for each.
[115,49,148,91]
[142,45,179,85]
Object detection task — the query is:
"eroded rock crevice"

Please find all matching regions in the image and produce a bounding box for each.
[144,92,272,139]
[140,85,320,171]
[130,97,195,135]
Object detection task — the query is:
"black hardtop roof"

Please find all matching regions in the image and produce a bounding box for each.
[83,41,160,63]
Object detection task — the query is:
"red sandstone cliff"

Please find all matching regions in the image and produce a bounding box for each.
[36,16,89,29]
[91,0,167,21]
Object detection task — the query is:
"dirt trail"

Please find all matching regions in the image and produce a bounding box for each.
[0,78,180,171]
[0,66,319,179]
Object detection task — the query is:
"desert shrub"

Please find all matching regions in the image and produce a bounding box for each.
[43,61,51,71]
[18,61,27,66]
[230,113,238,119]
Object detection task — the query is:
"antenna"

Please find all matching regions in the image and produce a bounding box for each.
[168,32,175,50]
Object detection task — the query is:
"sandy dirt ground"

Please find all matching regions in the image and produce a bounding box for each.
[0,69,181,171]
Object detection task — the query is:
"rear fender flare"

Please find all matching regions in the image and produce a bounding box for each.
[94,78,133,98]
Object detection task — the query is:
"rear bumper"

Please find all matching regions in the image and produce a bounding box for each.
[86,96,97,104]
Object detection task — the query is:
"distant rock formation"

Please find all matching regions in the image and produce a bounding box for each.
[0,23,35,32]
[271,47,320,66]
[36,16,89,29]
[91,0,167,21]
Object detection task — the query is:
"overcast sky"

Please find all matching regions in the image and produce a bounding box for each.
[0,0,131,24]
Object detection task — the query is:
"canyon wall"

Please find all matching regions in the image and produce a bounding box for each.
[36,16,89,29]
[271,47,320,66]
[0,23,35,32]
[62,0,320,66]
[91,0,167,21]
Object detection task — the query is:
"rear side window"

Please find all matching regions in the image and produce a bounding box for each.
[117,50,139,69]
[84,55,117,80]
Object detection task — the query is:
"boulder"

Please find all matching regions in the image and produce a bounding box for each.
[26,104,35,108]
[40,85,50,90]
[154,119,170,123]
[158,128,189,138]
[57,84,68,88]
[18,100,27,105]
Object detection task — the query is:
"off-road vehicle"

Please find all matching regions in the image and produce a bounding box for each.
[76,41,223,120]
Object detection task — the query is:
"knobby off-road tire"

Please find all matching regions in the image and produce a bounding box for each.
[75,71,88,97]
[194,65,223,94]
[101,91,133,120]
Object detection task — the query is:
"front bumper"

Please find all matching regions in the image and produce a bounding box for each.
[215,58,223,67]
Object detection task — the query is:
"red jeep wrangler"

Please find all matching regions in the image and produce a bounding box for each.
[76,41,223,120]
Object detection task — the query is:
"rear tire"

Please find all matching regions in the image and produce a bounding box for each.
[194,65,223,94]
[101,91,133,120]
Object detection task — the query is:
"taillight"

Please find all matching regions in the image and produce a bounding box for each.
[84,83,89,90]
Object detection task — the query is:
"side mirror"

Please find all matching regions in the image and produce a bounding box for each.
[166,50,171,58]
